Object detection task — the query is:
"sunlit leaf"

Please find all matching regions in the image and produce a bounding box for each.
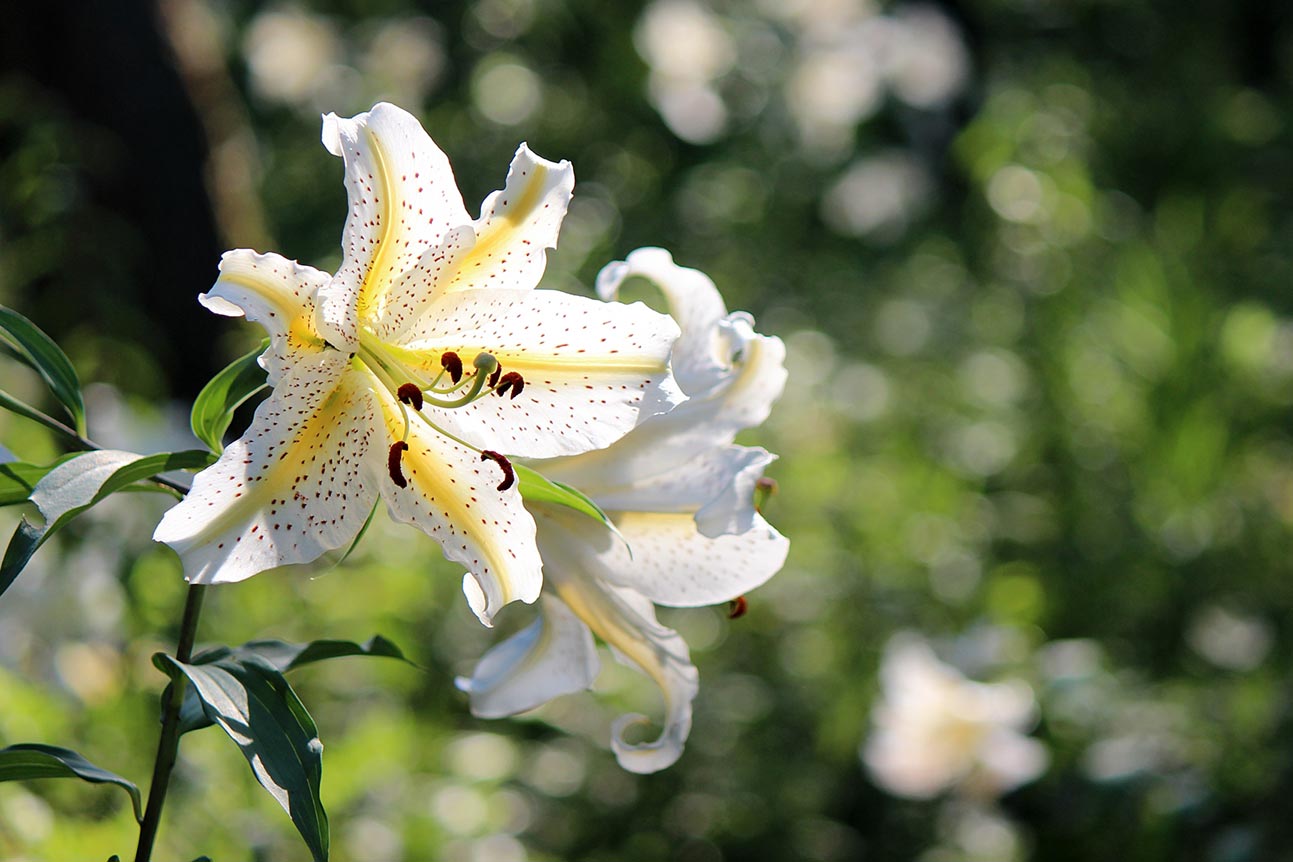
[0,449,216,599]
[0,305,86,435]
[154,652,329,862]
[0,743,142,822]
[190,339,269,453]
[0,454,78,505]
[516,463,613,526]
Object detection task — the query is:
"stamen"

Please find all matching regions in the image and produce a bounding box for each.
[494,371,525,399]
[441,351,464,384]
[728,595,748,619]
[397,383,423,411]
[488,362,503,388]
[387,441,410,488]
[480,449,515,491]
[754,476,778,514]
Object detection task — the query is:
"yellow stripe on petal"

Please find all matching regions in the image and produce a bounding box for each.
[153,355,380,584]
[533,511,699,774]
[366,372,542,624]
[442,143,574,295]
[318,103,472,347]
[391,288,682,458]
[202,250,332,381]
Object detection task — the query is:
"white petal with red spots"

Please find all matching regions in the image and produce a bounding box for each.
[154,354,380,584]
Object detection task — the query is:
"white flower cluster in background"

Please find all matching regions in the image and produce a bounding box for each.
[862,633,1049,800]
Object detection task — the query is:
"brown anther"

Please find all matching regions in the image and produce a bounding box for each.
[754,476,778,513]
[728,595,748,619]
[397,383,423,411]
[494,371,525,399]
[480,449,515,491]
[488,361,503,388]
[387,441,410,488]
[441,351,464,384]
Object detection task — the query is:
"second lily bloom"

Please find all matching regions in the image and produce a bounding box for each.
[459,249,790,773]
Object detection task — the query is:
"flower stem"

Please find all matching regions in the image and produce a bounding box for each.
[133,583,208,862]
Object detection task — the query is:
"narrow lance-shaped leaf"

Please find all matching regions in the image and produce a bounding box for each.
[515,463,612,526]
[0,449,216,599]
[154,653,329,862]
[0,304,86,435]
[190,338,270,453]
[515,464,631,555]
[0,743,142,822]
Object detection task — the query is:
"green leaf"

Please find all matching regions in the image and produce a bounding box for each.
[229,635,411,673]
[155,653,329,861]
[0,454,78,505]
[0,519,42,599]
[515,463,613,526]
[0,305,86,435]
[0,743,142,822]
[191,339,269,453]
[0,449,216,599]
[175,636,413,735]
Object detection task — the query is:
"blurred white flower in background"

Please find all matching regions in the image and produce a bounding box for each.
[243,5,447,112]
[863,634,1049,799]
[634,0,969,157]
[820,150,934,241]
[243,5,345,109]
[634,0,736,144]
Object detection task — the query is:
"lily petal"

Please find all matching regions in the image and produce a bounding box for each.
[534,320,785,505]
[317,102,471,347]
[393,288,683,458]
[538,560,697,774]
[596,247,731,393]
[367,374,543,625]
[455,594,600,718]
[154,356,380,584]
[200,250,333,383]
[551,444,775,538]
[443,143,574,294]
[536,502,787,608]
[535,507,700,773]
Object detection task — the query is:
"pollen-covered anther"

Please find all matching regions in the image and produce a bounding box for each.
[488,361,503,388]
[388,441,410,488]
[494,371,525,399]
[479,449,515,492]
[440,351,464,384]
[728,595,749,619]
[397,383,424,411]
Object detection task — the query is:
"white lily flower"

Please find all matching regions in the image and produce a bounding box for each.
[154,104,682,624]
[862,634,1050,800]
[457,248,789,772]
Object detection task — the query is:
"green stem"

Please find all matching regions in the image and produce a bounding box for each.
[1,394,190,495]
[133,583,208,862]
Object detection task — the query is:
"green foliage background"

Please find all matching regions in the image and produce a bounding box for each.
[2,0,1293,859]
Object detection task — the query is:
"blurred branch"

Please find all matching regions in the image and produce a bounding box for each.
[156,0,271,251]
